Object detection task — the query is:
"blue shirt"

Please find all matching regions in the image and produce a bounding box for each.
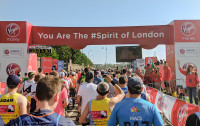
[107,98,164,126]
[113,78,119,84]
[93,77,102,85]
[5,109,75,126]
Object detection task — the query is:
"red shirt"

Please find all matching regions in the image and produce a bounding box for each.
[179,68,199,87]
[154,72,162,82]
[163,66,172,81]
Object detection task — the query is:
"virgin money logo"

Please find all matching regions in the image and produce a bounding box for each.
[157,96,163,110]
[6,63,21,75]
[4,49,10,55]
[181,22,196,36]
[180,49,185,54]
[6,23,20,37]
[177,104,188,126]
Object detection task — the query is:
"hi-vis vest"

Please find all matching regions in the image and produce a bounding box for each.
[0,93,20,125]
[89,97,111,126]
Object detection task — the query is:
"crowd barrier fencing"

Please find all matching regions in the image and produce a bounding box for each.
[145,86,200,126]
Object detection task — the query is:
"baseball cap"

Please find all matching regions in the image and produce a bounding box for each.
[128,76,143,88]
[97,82,109,95]
[59,72,65,78]
[7,75,20,88]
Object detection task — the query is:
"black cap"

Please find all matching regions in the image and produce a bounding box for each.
[7,75,20,88]
[128,76,143,88]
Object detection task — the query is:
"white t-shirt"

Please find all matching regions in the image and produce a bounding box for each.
[78,82,98,114]
[23,80,35,98]
[31,83,37,99]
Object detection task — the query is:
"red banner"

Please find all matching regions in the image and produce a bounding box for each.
[52,59,58,70]
[32,25,173,49]
[174,20,200,42]
[145,57,158,66]
[145,86,158,104]
[0,21,27,43]
[171,99,200,126]
[27,53,37,74]
[41,57,52,73]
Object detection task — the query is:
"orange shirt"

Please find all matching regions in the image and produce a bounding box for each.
[69,76,77,88]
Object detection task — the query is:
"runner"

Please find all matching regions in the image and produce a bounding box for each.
[77,72,98,126]
[38,67,45,78]
[22,73,28,82]
[107,76,164,126]
[69,72,77,109]
[79,81,124,125]
[5,76,75,126]
[118,76,128,98]
[0,75,27,125]
[17,72,35,109]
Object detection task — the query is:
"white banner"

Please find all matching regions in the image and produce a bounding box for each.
[136,59,145,70]
[175,42,200,88]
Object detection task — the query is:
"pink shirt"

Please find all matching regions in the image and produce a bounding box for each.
[54,87,68,116]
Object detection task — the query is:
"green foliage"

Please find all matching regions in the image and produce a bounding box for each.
[36,46,93,67]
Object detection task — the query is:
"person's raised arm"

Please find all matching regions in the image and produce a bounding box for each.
[17,82,24,93]
[177,60,186,75]
[109,81,125,112]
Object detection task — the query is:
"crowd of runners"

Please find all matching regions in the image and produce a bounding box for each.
[0,60,200,126]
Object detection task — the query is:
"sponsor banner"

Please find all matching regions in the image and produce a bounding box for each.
[174,20,200,42]
[32,25,172,49]
[52,59,58,70]
[133,60,137,71]
[90,111,108,119]
[136,59,145,71]
[0,21,27,43]
[171,99,200,126]
[41,57,52,73]
[175,42,200,88]
[27,53,37,73]
[145,86,158,104]
[58,60,64,73]
[178,47,200,57]
[161,95,176,121]
[3,48,24,58]
[0,82,5,94]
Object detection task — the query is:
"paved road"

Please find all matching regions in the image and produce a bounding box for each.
[66,103,172,126]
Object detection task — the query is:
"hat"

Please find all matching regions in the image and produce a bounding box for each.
[7,75,20,88]
[128,76,143,88]
[71,72,76,76]
[59,72,65,78]
[97,82,109,94]
[28,72,35,76]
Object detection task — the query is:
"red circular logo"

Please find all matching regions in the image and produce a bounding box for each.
[157,95,163,111]
[181,22,196,36]
[4,49,9,55]
[180,49,185,54]
[6,23,20,37]
[6,63,21,75]
[177,104,188,126]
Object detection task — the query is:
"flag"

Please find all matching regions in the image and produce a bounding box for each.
[151,59,155,68]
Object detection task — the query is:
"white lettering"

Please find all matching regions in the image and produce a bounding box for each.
[73,33,88,39]
[130,116,142,120]
[7,38,20,42]
[38,32,43,39]
[132,31,165,38]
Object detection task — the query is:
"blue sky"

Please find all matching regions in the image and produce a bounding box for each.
[0,0,200,64]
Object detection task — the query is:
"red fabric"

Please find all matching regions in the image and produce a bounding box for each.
[179,68,199,87]
[163,66,172,81]
[77,72,81,80]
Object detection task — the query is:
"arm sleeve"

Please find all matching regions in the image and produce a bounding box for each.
[107,105,118,126]
[179,68,186,76]
[196,73,199,83]
[153,105,164,126]
[24,85,32,93]
[77,86,82,96]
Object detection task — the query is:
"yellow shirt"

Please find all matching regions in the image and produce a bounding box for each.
[0,93,20,125]
[89,97,111,126]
